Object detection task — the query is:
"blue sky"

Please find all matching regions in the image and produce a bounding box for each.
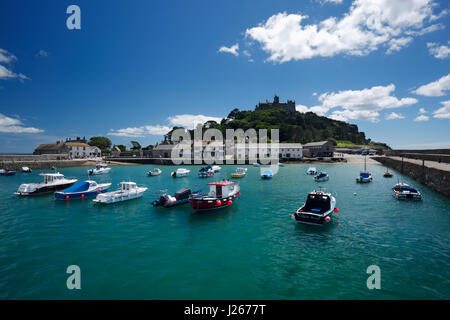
[0,0,449,152]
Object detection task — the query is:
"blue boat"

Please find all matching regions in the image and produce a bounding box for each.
[152,188,203,208]
[261,170,273,179]
[314,171,329,182]
[55,180,111,200]
[0,169,16,176]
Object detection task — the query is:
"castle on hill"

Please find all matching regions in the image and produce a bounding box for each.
[255,95,296,114]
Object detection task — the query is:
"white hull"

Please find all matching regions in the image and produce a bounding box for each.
[88,167,111,175]
[93,187,147,204]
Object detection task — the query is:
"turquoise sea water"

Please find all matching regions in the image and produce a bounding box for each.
[0,163,449,299]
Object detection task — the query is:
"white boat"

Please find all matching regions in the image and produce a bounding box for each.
[278,162,285,167]
[171,168,190,178]
[306,167,317,175]
[15,173,77,196]
[252,162,260,167]
[93,182,147,204]
[211,165,221,172]
[88,163,111,175]
[292,189,338,225]
[147,168,162,176]
[21,166,32,173]
[231,167,247,178]
[392,183,422,200]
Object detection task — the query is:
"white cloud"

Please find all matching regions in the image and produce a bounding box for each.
[414,114,430,121]
[427,41,450,59]
[414,73,450,96]
[0,113,44,133]
[245,0,443,63]
[298,84,417,122]
[168,114,223,129]
[218,44,239,56]
[322,0,344,4]
[385,112,405,120]
[0,48,29,81]
[36,50,49,57]
[433,100,450,119]
[419,107,427,114]
[108,114,223,138]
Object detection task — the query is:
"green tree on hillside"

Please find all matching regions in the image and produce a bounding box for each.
[89,136,112,150]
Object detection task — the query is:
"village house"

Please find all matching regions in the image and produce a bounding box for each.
[303,141,334,158]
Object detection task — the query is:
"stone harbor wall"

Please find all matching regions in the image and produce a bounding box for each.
[373,156,450,198]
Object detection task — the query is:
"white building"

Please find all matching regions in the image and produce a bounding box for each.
[65,142,101,159]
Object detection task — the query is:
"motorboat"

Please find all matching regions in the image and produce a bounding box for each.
[306,167,317,175]
[55,180,111,200]
[356,156,372,183]
[211,165,221,172]
[261,170,273,179]
[292,189,338,225]
[189,180,240,211]
[88,163,111,175]
[152,188,203,208]
[383,168,393,178]
[21,167,32,173]
[198,166,214,178]
[93,182,147,204]
[392,183,422,200]
[278,162,285,167]
[147,168,162,176]
[252,162,260,167]
[171,168,190,178]
[231,167,247,178]
[314,171,329,182]
[0,169,16,176]
[15,173,77,196]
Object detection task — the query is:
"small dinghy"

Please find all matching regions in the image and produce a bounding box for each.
[171,168,190,178]
[252,162,260,167]
[278,162,285,167]
[231,167,247,178]
[198,166,214,178]
[16,173,77,196]
[383,168,393,177]
[392,183,422,201]
[21,167,32,173]
[306,167,317,175]
[211,165,221,172]
[0,169,16,176]
[55,180,111,200]
[261,170,273,179]
[189,180,240,211]
[88,163,111,175]
[147,168,162,176]
[93,182,147,204]
[314,171,329,182]
[292,189,338,225]
[152,188,203,208]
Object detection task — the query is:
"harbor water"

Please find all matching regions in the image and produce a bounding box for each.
[0,164,449,299]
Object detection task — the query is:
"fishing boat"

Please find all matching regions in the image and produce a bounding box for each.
[93,182,147,204]
[88,163,111,175]
[261,169,273,179]
[189,180,240,211]
[147,168,162,176]
[356,156,372,183]
[383,168,393,177]
[211,165,221,172]
[55,180,111,200]
[198,166,214,178]
[306,167,317,175]
[15,173,77,196]
[171,168,190,178]
[314,171,329,182]
[292,189,338,225]
[152,188,203,208]
[21,167,32,173]
[231,167,247,178]
[392,183,422,200]
[0,169,16,176]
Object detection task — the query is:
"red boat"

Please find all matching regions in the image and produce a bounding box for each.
[189,180,240,211]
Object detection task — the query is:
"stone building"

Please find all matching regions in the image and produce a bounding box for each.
[303,141,334,158]
[255,95,296,114]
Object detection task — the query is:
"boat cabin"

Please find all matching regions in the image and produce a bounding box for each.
[303,192,331,214]
[206,181,235,198]
[392,184,419,194]
[120,182,137,191]
[41,173,65,184]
